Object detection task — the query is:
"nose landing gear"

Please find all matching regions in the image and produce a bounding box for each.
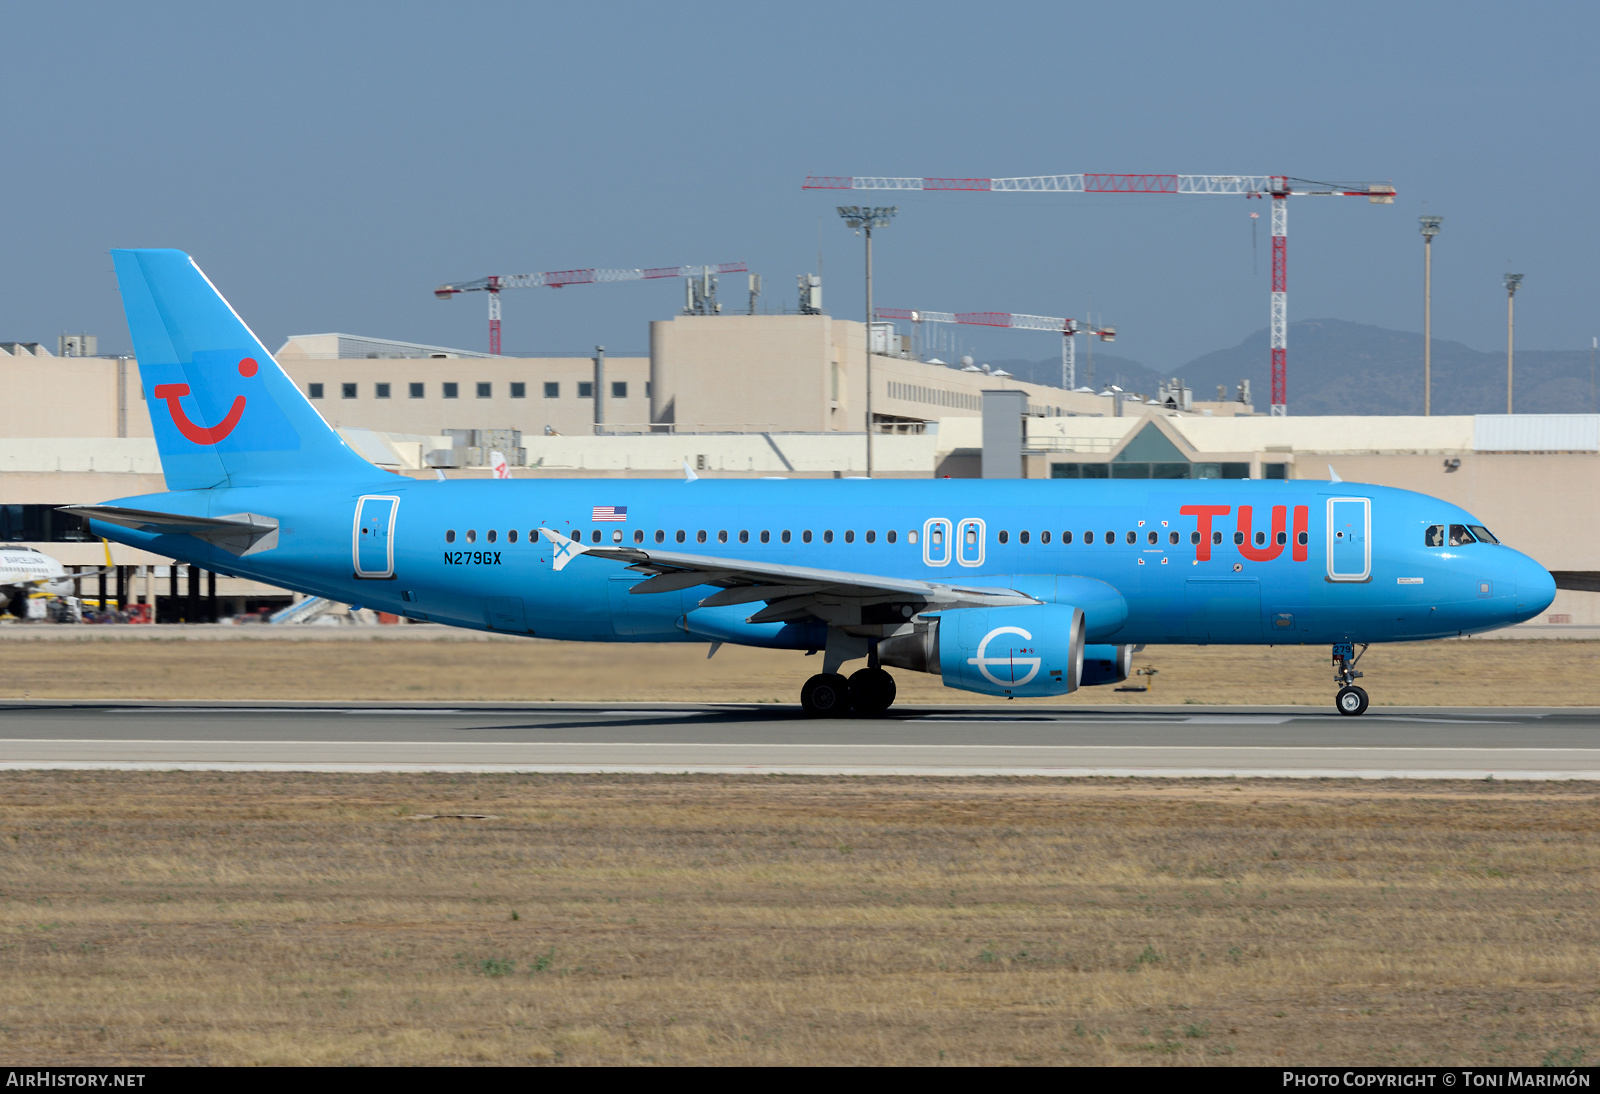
[1333,642,1370,716]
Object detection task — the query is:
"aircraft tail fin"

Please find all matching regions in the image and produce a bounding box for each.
[111,249,375,490]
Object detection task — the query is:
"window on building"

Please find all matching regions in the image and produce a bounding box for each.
[409,382,424,398]
[510,382,526,398]
[308,383,324,399]
[341,383,357,399]
[1263,463,1287,480]
[578,382,593,398]
[443,382,459,399]
[544,382,560,398]
[611,381,627,399]
[375,383,391,399]
[645,382,651,398]
[477,382,492,398]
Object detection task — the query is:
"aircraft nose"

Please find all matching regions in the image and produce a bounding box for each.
[1513,553,1556,615]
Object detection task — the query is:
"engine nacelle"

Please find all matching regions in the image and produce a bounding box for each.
[880,603,1085,697]
[1079,644,1134,687]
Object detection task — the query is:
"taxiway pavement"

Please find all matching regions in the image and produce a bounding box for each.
[2,701,1598,778]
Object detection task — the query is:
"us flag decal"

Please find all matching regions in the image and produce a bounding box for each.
[592,506,628,522]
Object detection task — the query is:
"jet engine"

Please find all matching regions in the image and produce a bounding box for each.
[1079,644,1134,687]
[879,603,1086,697]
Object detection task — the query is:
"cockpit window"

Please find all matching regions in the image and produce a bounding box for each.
[1448,524,1476,546]
[1468,525,1499,544]
[1425,525,1445,547]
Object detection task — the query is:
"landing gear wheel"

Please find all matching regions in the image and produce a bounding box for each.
[801,673,851,718]
[847,667,897,716]
[1335,685,1369,717]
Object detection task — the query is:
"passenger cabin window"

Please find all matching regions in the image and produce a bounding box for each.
[697,530,707,543]
[1147,531,1158,545]
[1085,531,1095,544]
[717,530,728,543]
[997,530,1009,545]
[760,530,770,543]
[1019,530,1029,545]
[822,530,833,544]
[865,530,875,543]
[465,530,476,543]
[486,530,497,543]
[1234,531,1246,545]
[906,530,916,544]
[1212,531,1222,545]
[1191,531,1201,545]
[445,529,456,543]
[1040,531,1051,544]
[634,530,644,543]
[1449,524,1476,546]
[1125,530,1136,545]
[1297,531,1309,545]
[738,530,749,543]
[802,531,813,543]
[1061,531,1072,544]
[782,530,792,544]
[591,530,602,544]
[1169,531,1179,545]
[508,530,518,543]
[655,530,665,544]
[844,530,854,544]
[676,530,686,543]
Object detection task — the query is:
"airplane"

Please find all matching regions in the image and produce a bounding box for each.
[65,249,1557,716]
[1,541,118,618]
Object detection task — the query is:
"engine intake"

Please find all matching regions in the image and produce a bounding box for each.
[880,603,1086,697]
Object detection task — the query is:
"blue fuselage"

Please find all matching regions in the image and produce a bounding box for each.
[93,475,1555,646]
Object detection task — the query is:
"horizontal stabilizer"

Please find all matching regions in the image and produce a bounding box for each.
[60,505,279,557]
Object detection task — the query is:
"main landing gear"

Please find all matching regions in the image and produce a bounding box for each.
[800,668,898,717]
[1333,642,1370,716]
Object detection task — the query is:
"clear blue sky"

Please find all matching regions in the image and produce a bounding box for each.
[2,1,1593,372]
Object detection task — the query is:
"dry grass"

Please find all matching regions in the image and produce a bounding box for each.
[0,772,1596,1066]
[1,635,1598,706]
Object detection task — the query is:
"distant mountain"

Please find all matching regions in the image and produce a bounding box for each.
[981,320,1600,415]
[1176,320,1600,416]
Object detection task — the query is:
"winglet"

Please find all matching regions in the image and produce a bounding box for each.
[682,460,699,482]
[541,528,590,572]
[1328,464,1342,482]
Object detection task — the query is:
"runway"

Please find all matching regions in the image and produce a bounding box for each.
[3,701,1599,778]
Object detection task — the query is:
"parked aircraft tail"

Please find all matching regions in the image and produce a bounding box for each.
[111,249,375,490]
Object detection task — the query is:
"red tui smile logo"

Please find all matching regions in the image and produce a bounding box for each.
[153,357,257,445]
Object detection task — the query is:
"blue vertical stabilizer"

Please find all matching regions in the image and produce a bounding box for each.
[112,249,375,490]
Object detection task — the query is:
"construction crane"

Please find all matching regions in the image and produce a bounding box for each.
[804,174,1395,415]
[435,262,748,355]
[874,307,1115,391]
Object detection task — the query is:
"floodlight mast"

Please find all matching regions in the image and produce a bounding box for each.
[805,173,1397,416]
[1419,216,1443,415]
[1504,273,1524,413]
[837,205,897,476]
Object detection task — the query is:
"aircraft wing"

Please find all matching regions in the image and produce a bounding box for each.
[540,528,1037,625]
[58,505,280,557]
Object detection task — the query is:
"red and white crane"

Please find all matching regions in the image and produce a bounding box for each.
[874,307,1116,391]
[435,262,748,355]
[804,174,1395,415]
